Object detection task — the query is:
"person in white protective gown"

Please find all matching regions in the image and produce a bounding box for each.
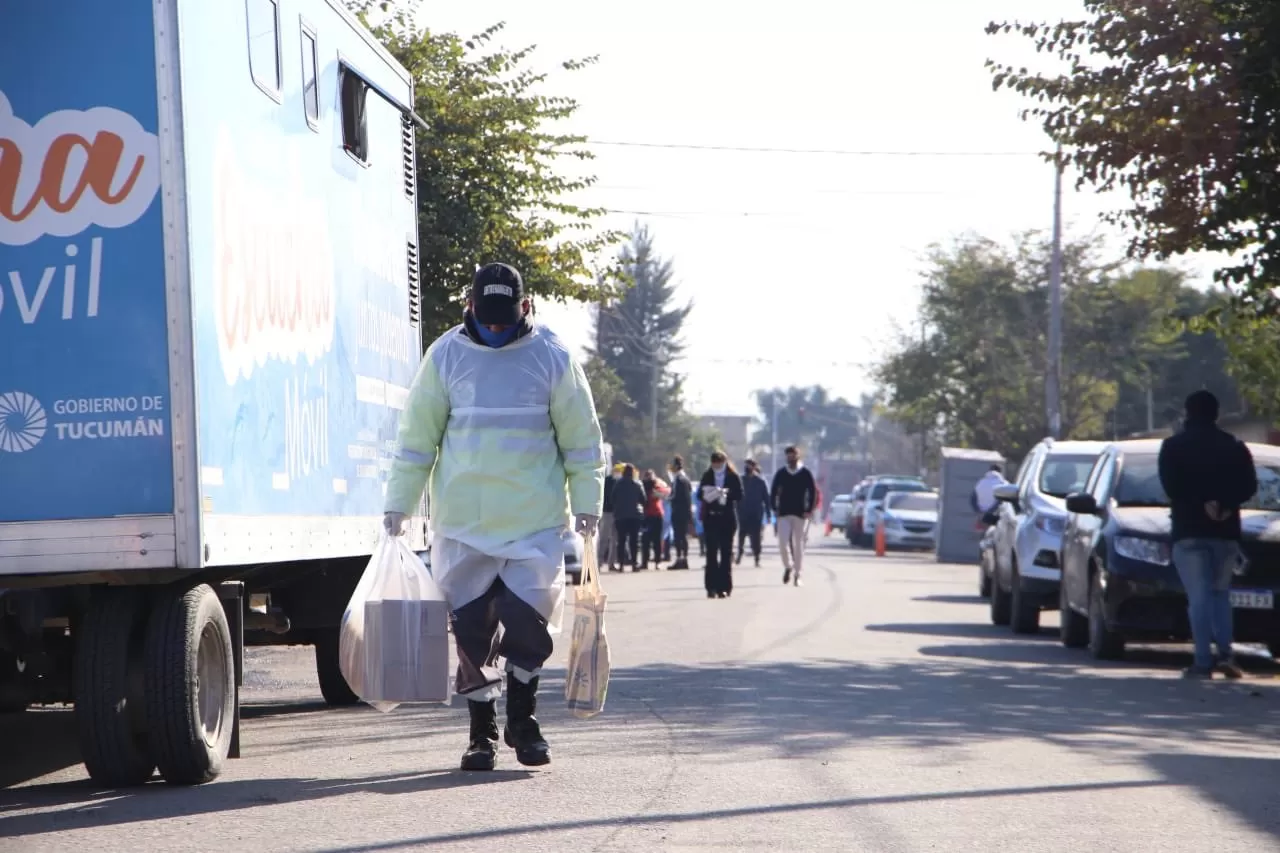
[383,262,606,772]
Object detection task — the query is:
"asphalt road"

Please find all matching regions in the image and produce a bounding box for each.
[3,537,1280,852]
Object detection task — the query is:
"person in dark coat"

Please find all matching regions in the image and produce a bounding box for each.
[610,465,646,572]
[668,455,695,569]
[698,451,743,598]
[736,459,772,566]
[1158,390,1258,679]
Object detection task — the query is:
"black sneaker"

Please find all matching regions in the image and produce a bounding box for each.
[460,700,498,771]
[782,568,791,585]
[1216,658,1245,680]
[504,675,551,767]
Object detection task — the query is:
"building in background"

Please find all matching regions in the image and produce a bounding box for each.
[695,414,754,466]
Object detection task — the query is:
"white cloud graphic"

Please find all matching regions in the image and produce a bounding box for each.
[0,90,162,246]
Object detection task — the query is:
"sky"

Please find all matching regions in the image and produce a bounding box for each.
[419,0,1224,419]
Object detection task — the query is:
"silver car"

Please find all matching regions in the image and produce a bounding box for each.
[878,490,939,550]
[988,439,1107,633]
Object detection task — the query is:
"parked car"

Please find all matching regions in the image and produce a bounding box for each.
[846,479,873,544]
[988,439,1108,633]
[827,494,854,532]
[879,490,940,550]
[856,475,931,546]
[1059,439,1280,660]
[564,529,585,585]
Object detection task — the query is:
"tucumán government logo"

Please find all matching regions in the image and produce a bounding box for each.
[0,391,48,453]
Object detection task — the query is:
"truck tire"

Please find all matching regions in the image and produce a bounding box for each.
[145,584,235,786]
[74,587,156,786]
[314,627,360,707]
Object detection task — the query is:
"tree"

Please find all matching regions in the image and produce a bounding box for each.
[873,233,1235,461]
[591,225,695,468]
[348,2,622,343]
[749,386,862,467]
[986,1,1280,314]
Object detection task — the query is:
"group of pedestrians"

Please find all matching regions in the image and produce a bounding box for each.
[597,445,820,598]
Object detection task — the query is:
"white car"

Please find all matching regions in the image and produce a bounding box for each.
[564,528,585,584]
[877,491,940,550]
[827,494,853,531]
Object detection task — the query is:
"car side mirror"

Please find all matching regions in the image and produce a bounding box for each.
[1065,492,1099,515]
[992,484,1019,503]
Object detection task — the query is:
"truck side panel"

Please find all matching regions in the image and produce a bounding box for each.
[0,2,176,524]
[175,0,423,565]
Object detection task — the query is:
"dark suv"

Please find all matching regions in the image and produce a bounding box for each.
[1059,439,1280,660]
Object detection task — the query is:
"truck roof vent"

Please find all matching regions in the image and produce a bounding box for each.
[401,113,416,200]
[406,241,421,329]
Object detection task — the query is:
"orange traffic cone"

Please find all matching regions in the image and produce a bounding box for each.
[874,517,887,557]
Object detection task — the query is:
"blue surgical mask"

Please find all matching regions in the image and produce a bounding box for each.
[712,464,725,475]
[475,323,520,348]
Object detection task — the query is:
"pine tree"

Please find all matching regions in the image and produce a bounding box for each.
[590,225,697,469]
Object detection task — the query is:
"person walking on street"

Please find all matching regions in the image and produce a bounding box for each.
[669,455,694,569]
[610,464,645,572]
[1158,390,1258,680]
[640,470,668,569]
[737,459,771,566]
[599,463,624,571]
[383,262,605,772]
[771,446,816,586]
[699,451,743,598]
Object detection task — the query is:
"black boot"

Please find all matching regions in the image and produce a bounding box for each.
[461,699,498,771]
[504,674,551,767]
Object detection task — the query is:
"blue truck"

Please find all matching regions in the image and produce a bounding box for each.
[0,0,425,786]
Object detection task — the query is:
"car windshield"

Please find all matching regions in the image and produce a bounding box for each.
[1114,454,1280,510]
[870,481,926,500]
[888,493,937,512]
[1038,454,1098,498]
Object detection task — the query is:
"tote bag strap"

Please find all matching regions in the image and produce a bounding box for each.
[580,532,602,597]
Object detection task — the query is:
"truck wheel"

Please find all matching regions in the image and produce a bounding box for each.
[74,587,156,786]
[314,627,360,707]
[145,584,235,785]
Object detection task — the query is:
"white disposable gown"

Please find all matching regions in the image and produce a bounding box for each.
[384,323,606,633]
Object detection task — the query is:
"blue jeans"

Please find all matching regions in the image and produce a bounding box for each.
[1172,539,1238,670]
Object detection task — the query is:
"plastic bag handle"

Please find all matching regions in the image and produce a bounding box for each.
[580,531,602,597]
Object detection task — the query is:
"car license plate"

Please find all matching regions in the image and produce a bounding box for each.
[1230,589,1274,609]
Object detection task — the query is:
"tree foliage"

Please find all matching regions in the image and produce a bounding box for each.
[874,233,1239,461]
[749,386,863,464]
[589,226,714,471]
[347,2,622,342]
[986,0,1280,314]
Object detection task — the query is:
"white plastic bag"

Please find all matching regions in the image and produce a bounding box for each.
[565,533,610,718]
[339,533,452,712]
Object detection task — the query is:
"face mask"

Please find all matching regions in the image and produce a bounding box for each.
[712,464,725,474]
[475,322,520,348]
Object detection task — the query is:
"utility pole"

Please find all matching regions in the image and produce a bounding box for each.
[770,392,779,479]
[1146,384,1154,433]
[1046,147,1064,440]
[650,355,659,443]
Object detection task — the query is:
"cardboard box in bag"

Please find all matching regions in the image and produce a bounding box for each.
[362,598,451,702]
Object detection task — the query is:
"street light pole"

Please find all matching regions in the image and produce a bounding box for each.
[770,392,779,479]
[1046,148,1064,440]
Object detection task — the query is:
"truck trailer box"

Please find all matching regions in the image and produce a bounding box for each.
[0,0,427,786]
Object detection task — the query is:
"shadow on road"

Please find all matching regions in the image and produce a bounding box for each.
[0,768,533,837]
[910,594,988,605]
[0,709,79,790]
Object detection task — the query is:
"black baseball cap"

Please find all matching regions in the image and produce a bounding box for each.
[471,263,524,326]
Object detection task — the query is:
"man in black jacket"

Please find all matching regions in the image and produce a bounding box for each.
[598,464,623,570]
[1158,390,1258,679]
[737,460,771,566]
[668,455,694,569]
[770,446,817,586]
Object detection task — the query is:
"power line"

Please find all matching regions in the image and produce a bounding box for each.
[585,140,1043,157]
